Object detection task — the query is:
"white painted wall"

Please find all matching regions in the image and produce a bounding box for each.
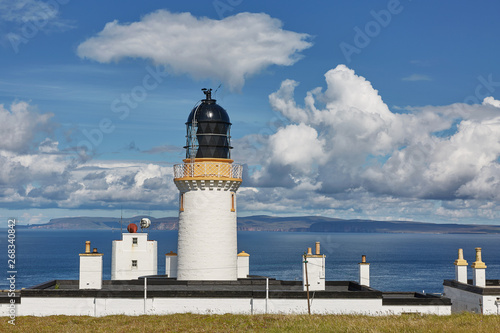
[444,285,500,314]
[302,256,325,291]
[455,265,467,284]
[359,264,370,287]
[473,268,486,287]
[237,254,250,279]
[111,233,157,280]
[177,186,238,280]
[382,305,451,315]
[79,255,103,289]
[0,296,451,317]
[165,254,178,278]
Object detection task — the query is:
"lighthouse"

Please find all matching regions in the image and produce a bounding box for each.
[173,88,243,280]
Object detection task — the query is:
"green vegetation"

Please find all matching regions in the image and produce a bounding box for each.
[2,313,500,332]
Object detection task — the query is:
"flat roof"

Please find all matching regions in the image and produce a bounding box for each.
[444,279,500,295]
[0,277,450,306]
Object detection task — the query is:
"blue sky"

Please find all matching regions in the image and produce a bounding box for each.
[1,0,500,225]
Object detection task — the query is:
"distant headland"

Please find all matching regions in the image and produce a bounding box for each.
[18,215,500,234]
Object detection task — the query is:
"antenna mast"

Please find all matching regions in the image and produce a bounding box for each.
[214,84,221,99]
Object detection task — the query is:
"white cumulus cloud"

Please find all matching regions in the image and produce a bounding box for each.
[238,64,500,223]
[77,10,312,91]
[0,101,53,153]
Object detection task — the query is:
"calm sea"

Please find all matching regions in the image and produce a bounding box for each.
[1,229,499,294]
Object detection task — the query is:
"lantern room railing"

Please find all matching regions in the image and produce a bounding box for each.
[174,162,243,180]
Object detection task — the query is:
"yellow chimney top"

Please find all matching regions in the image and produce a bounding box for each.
[471,247,487,269]
[238,251,250,257]
[454,248,468,266]
[79,240,103,256]
[359,254,370,265]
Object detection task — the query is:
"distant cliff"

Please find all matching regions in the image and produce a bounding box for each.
[19,215,500,234]
[24,216,178,230]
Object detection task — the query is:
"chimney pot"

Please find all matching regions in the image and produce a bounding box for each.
[475,247,482,262]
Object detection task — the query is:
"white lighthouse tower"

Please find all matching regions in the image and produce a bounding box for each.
[173,88,243,281]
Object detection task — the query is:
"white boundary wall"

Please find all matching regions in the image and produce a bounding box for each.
[0,297,451,317]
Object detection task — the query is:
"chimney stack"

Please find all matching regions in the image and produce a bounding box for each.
[471,247,487,287]
[79,240,103,289]
[359,255,370,287]
[237,251,250,279]
[302,242,325,291]
[454,248,468,284]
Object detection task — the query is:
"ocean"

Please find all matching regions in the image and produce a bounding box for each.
[1,229,499,294]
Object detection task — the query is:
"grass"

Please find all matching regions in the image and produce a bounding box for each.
[2,313,500,332]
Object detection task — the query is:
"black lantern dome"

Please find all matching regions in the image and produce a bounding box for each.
[184,88,232,159]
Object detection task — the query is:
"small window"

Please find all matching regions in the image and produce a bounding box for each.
[180,193,184,212]
[132,237,138,245]
[231,192,235,212]
[132,260,137,268]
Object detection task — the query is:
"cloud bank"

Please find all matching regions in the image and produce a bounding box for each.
[3,65,500,224]
[233,65,500,222]
[77,10,312,91]
[0,102,177,211]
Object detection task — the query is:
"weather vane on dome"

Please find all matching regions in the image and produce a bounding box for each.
[202,88,212,100]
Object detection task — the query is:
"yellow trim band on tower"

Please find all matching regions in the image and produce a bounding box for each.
[174,177,242,182]
[183,158,234,164]
[174,161,242,180]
